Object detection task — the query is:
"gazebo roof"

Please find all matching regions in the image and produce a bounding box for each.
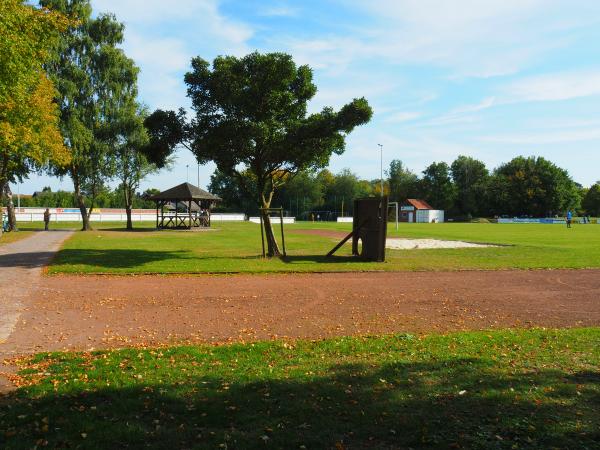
[149,182,221,201]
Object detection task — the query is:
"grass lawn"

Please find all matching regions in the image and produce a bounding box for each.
[1,328,598,449]
[30,219,600,274]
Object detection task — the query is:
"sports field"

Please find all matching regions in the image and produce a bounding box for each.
[2,220,599,449]
[21,220,600,274]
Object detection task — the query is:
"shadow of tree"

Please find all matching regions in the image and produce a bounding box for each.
[1,358,598,449]
[0,251,60,269]
[281,255,369,265]
[50,249,195,269]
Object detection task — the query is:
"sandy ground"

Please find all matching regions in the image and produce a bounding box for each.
[1,270,598,360]
[386,238,495,249]
[291,228,496,249]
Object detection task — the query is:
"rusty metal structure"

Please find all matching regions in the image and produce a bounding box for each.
[327,196,388,262]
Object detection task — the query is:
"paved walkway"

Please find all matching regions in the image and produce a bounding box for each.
[0,231,72,392]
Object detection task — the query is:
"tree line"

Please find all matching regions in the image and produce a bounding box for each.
[12,186,159,210]
[2,0,371,256]
[210,156,597,219]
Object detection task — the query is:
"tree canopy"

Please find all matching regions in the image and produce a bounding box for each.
[184,51,372,255]
[0,0,71,230]
[489,156,581,217]
[41,0,139,230]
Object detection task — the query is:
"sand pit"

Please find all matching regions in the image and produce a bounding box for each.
[386,238,496,250]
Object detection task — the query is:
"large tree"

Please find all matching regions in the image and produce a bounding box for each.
[420,162,456,211]
[450,155,489,217]
[111,103,157,230]
[41,0,139,230]
[184,52,372,256]
[0,0,70,232]
[489,156,580,217]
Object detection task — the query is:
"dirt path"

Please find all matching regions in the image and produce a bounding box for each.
[0,231,73,342]
[0,230,73,391]
[2,269,598,360]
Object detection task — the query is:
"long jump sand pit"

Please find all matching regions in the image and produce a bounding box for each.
[386,238,496,250]
[291,228,497,249]
[2,269,599,357]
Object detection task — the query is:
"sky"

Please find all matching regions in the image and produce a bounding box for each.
[15,0,600,195]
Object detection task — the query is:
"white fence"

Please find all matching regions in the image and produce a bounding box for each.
[211,213,246,221]
[249,216,296,224]
[10,207,247,223]
[337,217,353,223]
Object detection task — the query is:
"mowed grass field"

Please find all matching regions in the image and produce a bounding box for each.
[20,219,600,274]
[1,328,598,449]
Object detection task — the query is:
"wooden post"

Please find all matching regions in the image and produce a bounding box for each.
[156,201,159,229]
[279,207,286,257]
[188,199,192,229]
[259,213,265,257]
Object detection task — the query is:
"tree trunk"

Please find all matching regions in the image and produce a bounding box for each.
[261,211,282,257]
[4,184,18,232]
[260,192,281,257]
[126,206,133,230]
[78,197,91,231]
[124,184,133,230]
[73,176,91,231]
[0,181,5,238]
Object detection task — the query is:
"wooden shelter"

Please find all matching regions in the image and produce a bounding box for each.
[149,182,221,229]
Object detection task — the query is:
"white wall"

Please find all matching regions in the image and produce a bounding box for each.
[249,216,295,224]
[416,210,445,223]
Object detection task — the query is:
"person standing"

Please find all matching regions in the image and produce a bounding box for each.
[566,210,573,229]
[43,208,51,231]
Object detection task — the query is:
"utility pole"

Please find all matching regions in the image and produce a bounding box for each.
[186,164,189,183]
[197,163,200,188]
[378,144,383,197]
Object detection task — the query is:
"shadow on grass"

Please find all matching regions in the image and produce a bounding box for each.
[50,248,274,270]
[51,248,195,269]
[1,358,598,449]
[96,227,158,233]
[281,254,370,265]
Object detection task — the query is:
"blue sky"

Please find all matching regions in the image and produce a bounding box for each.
[16,0,600,194]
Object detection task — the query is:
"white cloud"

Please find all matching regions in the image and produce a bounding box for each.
[480,129,600,145]
[282,0,599,78]
[92,0,253,110]
[503,69,600,102]
[260,5,299,17]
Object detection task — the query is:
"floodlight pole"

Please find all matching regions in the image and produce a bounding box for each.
[197,163,200,188]
[186,164,189,183]
[378,143,383,197]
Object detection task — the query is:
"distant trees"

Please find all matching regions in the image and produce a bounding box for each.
[388,160,419,205]
[209,154,585,220]
[582,183,600,216]
[488,156,581,217]
[450,156,489,217]
[419,162,456,211]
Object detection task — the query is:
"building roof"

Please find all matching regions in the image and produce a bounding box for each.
[148,182,221,201]
[405,198,434,210]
